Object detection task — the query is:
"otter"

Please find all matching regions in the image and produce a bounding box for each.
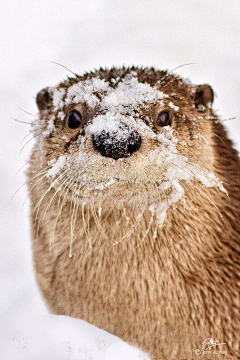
[28,67,240,359]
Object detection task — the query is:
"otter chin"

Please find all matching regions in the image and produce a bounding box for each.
[28,67,240,358]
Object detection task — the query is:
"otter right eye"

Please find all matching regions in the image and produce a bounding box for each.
[156,110,172,128]
[68,110,82,129]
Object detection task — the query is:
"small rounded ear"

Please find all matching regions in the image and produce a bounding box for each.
[194,84,214,108]
[36,87,53,111]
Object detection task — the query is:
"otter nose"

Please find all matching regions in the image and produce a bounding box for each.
[93,122,141,160]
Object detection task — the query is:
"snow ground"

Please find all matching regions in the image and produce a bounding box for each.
[0,0,240,358]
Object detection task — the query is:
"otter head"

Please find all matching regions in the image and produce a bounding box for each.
[32,67,224,228]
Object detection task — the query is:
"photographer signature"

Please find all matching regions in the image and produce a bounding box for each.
[195,338,226,355]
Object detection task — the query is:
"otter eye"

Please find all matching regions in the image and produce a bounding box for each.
[156,110,172,127]
[68,110,82,129]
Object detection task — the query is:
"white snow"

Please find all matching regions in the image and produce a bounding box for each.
[1,0,240,359]
[0,312,149,360]
[42,116,56,137]
[58,111,66,121]
[168,101,179,111]
[148,128,226,226]
[47,155,67,177]
[87,114,120,135]
[53,88,66,110]
[64,78,110,109]
[44,80,226,230]
[100,73,166,113]
[43,71,168,134]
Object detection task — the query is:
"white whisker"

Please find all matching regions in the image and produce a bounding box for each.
[70,192,79,257]
[90,199,108,241]
[82,202,92,249]
[112,196,148,246]
[49,181,72,255]
[135,212,154,248]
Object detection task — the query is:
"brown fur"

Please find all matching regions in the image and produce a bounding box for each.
[28,67,240,359]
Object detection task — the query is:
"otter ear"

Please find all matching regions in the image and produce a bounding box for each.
[194,84,214,108]
[36,87,53,111]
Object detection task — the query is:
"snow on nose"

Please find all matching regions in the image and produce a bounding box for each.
[93,122,141,160]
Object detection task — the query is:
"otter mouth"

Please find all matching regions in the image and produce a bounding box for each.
[61,174,162,208]
[71,178,155,199]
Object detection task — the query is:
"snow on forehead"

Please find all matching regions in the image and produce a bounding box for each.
[52,72,167,111]
[101,73,166,112]
[65,77,109,108]
[53,88,65,109]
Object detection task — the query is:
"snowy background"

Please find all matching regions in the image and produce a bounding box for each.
[1,0,240,358]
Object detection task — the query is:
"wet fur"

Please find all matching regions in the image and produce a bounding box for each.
[28,67,240,358]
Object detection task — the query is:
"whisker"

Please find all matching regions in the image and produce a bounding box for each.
[36,169,74,225]
[11,117,33,125]
[20,134,42,153]
[214,134,227,146]
[82,202,92,249]
[15,151,47,176]
[101,202,115,224]
[159,63,196,85]
[46,61,79,77]
[40,173,71,222]
[171,162,222,217]
[46,173,77,250]
[28,165,52,183]
[70,193,79,257]
[16,105,37,117]
[20,128,43,145]
[135,212,154,248]
[87,202,90,242]
[90,198,108,241]
[34,173,62,220]
[21,171,51,211]
[15,161,30,176]
[172,161,222,188]
[169,63,197,74]
[10,165,50,204]
[215,117,236,123]
[191,183,222,218]
[49,179,73,254]
[112,196,148,246]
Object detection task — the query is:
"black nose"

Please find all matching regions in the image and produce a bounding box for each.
[93,122,141,160]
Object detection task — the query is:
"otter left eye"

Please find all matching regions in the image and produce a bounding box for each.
[68,110,82,129]
[156,110,172,127]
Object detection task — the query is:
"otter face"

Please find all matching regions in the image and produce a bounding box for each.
[32,68,225,224]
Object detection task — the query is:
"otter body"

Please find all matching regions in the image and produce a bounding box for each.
[28,67,240,358]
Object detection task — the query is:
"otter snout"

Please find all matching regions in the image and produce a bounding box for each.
[92,122,141,160]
